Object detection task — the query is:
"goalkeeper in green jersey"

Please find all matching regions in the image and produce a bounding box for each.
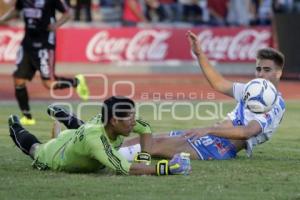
[8,96,191,176]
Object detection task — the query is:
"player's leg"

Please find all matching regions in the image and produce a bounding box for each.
[38,49,77,89]
[13,46,36,125]
[14,78,34,122]
[8,115,41,159]
[47,104,84,129]
[38,49,89,100]
[121,132,238,161]
[120,133,199,160]
[151,130,239,160]
[149,135,199,159]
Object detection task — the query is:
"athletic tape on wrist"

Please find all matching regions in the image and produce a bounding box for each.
[134,152,151,163]
[156,160,169,176]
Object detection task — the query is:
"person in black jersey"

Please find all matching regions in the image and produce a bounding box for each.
[0,0,89,125]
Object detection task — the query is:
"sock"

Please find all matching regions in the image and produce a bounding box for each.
[66,116,84,129]
[9,123,41,155]
[47,107,84,129]
[59,115,84,129]
[15,85,32,119]
[53,77,78,89]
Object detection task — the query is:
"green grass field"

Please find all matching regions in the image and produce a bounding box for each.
[0,100,300,200]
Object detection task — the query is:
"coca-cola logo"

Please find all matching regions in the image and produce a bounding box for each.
[198,29,271,61]
[0,30,23,62]
[86,30,171,61]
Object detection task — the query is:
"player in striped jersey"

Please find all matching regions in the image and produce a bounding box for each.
[119,31,286,161]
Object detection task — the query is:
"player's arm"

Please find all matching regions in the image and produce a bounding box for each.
[0,7,19,25]
[139,134,152,153]
[130,152,191,176]
[48,0,71,31]
[184,120,262,141]
[55,11,71,27]
[88,133,191,176]
[48,11,71,31]
[186,31,234,97]
[88,133,133,175]
[131,119,153,164]
[133,119,153,153]
[129,163,156,175]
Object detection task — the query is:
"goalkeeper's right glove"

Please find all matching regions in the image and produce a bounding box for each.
[156,152,191,176]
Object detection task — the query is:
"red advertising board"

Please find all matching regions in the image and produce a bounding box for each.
[0,26,272,63]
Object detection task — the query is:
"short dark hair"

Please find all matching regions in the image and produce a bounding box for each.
[256,48,285,69]
[101,96,135,125]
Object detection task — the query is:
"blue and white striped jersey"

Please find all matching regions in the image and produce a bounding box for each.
[227,82,285,157]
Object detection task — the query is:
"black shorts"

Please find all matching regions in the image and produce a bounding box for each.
[13,46,55,80]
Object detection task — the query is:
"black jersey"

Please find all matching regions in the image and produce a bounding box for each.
[15,0,69,49]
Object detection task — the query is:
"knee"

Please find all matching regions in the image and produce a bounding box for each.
[14,78,26,87]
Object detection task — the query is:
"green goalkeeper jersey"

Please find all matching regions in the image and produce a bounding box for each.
[32,115,152,175]
[86,114,151,149]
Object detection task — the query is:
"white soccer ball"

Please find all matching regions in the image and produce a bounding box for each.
[243,78,278,113]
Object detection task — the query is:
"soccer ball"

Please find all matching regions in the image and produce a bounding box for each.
[243,78,278,113]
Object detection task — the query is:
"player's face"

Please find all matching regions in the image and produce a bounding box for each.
[255,59,282,88]
[115,111,136,137]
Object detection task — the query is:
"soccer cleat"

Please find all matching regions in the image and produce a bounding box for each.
[8,115,21,127]
[8,115,40,156]
[8,115,28,154]
[75,74,89,101]
[20,116,36,125]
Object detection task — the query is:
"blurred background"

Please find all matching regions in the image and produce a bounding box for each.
[1,0,300,101]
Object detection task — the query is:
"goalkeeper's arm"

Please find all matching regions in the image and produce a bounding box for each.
[139,134,153,154]
[129,152,191,176]
[134,151,151,165]
[133,119,153,153]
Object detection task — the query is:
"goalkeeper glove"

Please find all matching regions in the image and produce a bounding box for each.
[134,151,151,165]
[156,152,191,175]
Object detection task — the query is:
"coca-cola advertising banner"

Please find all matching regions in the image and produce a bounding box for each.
[0,27,272,63]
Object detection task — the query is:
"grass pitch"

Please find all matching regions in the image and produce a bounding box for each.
[0,101,300,200]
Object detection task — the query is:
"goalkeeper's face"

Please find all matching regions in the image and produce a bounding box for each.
[114,110,136,137]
